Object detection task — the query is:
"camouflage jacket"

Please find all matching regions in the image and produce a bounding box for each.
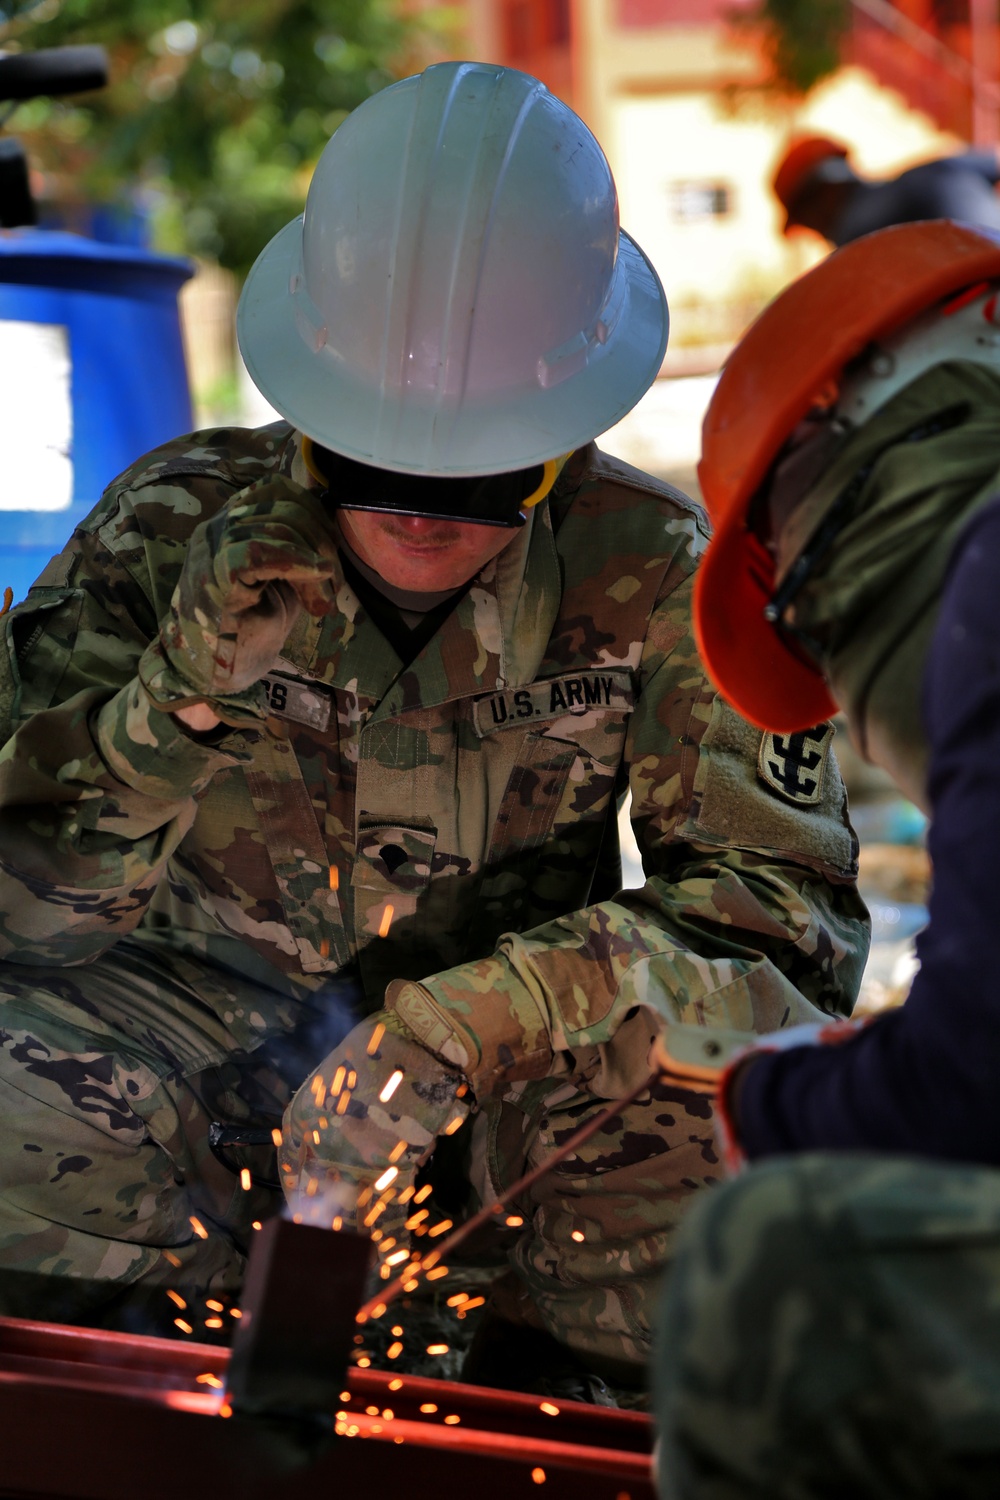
[0,425,868,1055]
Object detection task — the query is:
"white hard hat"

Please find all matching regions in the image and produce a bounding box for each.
[237,60,668,477]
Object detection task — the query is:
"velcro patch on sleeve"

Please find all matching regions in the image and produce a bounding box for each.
[683,698,856,878]
[758,725,832,805]
[472,668,634,737]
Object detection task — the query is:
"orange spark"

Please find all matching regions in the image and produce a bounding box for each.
[329,865,339,890]
[174,1318,193,1335]
[331,1065,346,1096]
[425,1265,449,1281]
[443,1114,465,1136]
[379,1069,404,1103]
[426,1343,449,1355]
[189,1216,209,1240]
[505,1215,524,1228]
[166,1290,186,1309]
[336,1090,351,1115]
[196,1373,224,1388]
[539,1402,560,1416]
[443,1414,461,1425]
[413,1184,433,1204]
[386,1341,404,1359]
[366,1022,386,1055]
[205,1317,224,1329]
[532,1468,546,1484]
[378,904,395,938]
[571,1229,585,1242]
[271,1128,283,1148]
[388,1379,403,1392]
[374,1165,398,1192]
[206,1300,224,1312]
[428,1219,453,1238]
[388,1139,408,1163]
[240,1168,252,1191]
[419,1403,438,1414]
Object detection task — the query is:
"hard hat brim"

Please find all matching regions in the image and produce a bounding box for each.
[693,511,838,733]
[237,218,669,477]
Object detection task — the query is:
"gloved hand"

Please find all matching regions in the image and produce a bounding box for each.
[278,1011,470,1243]
[138,475,339,724]
[652,1017,866,1172]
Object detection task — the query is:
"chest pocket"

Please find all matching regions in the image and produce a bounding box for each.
[351,821,440,998]
[476,668,634,936]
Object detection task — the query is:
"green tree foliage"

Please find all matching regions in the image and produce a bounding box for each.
[743,0,853,95]
[0,0,421,273]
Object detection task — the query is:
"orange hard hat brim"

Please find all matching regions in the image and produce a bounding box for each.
[695,219,1000,731]
[693,519,837,733]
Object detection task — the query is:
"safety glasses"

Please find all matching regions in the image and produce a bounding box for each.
[302,437,562,527]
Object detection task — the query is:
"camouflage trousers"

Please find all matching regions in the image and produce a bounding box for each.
[0,939,722,1369]
[653,1152,1000,1499]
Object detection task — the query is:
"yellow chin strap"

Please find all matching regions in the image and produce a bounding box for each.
[301,435,571,510]
[301,434,328,487]
[521,454,571,510]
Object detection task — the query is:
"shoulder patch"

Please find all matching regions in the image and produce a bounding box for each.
[758,725,834,806]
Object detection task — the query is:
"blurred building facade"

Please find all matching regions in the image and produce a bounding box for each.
[433,0,972,368]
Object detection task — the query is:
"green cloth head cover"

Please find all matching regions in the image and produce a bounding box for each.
[776,362,1000,808]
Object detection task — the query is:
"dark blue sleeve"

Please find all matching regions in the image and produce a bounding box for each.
[835,159,1000,242]
[737,493,1000,1162]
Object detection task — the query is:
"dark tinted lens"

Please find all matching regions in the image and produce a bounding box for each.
[314,446,543,527]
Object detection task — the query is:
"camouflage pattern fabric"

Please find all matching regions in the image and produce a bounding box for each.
[0,933,334,1321]
[653,1152,1000,1498]
[0,424,868,1358]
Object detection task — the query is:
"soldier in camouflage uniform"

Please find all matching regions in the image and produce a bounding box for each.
[0,62,866,1384]
[654,221,1000,1491]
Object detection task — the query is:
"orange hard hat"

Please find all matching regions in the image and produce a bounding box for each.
[694,219,1000,733]
[773,135,850,231]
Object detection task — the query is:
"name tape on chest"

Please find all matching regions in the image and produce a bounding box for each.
[261,672,332,732]
[758,725,833,805]
[472,669,634,737]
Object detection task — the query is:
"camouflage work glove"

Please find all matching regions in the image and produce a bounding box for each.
[138,475,339,724]
[278,1011,470,1242]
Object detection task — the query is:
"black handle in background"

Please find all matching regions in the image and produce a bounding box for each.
[0,45,109,103]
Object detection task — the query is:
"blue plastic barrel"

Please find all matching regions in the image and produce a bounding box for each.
[0,229,193,603]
